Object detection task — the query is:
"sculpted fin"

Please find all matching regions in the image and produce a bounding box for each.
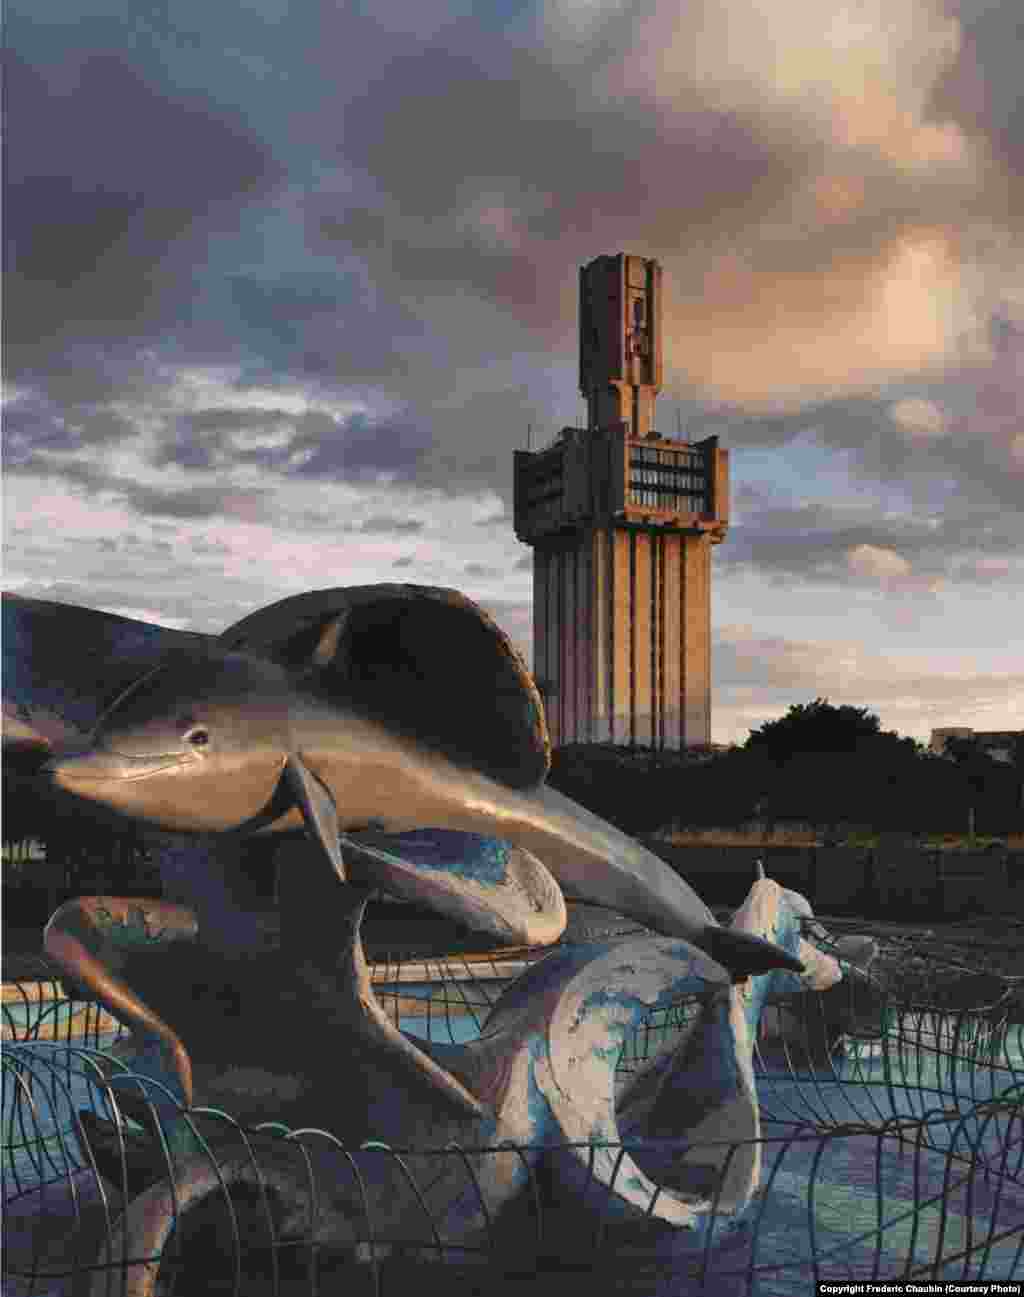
[220,585,550,790]
[833,933,878,969]
[701,925,804,978]
[339,829,566,946]
[283,754,347,883]
[310,614,343,668]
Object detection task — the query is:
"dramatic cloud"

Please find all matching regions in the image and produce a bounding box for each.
[724,478,1023,595]
[929,0,1024,195]
[4,0,1022,746]
[312,0,1020,402]
[358,517,423,535]
[5,20,285,381]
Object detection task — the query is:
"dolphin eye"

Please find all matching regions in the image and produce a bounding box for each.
[187,728,210,748]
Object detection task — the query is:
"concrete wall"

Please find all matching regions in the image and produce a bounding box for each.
[640,839,1024,917]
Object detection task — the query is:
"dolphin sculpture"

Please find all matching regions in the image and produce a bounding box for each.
[40,584,802,979]
[545,864,858,1254]
[74,868,862,1294]
[77,915,735,1294]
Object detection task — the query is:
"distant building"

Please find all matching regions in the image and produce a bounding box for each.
[930,727,1022,764]
[514,254,729,749]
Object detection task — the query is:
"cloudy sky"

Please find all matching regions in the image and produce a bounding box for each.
[5,0,1022,746]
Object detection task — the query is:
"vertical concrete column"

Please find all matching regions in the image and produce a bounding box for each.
[678,533,688,747]
[681,537,711,745]
[653,533,662,748]
[633,531,653,746]
[703,539,712,742]
[612,531,631,744]
[652,532,662,750]
[561,546,578,745]
[577,539,593,744]
[592,529,610,743]
[533,526,714,751]
[661,534,682,748]
[552,550,565,746]
[533,550,555,746]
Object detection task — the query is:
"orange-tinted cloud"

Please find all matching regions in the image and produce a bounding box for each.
[318,0,1018,409]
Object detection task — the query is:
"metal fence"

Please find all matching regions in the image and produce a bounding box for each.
[3,922,1023,1295]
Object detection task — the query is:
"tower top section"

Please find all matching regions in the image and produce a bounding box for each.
[580,253,663,439]
[514,252,729,547]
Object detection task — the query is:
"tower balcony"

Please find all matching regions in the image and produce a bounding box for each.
[514,428,729,546]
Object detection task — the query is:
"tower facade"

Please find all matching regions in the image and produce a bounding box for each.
[514,253,729,749]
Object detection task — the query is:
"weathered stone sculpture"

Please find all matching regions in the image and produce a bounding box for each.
[77,868,869,1294]
[35,585,802,976]
[547,864,869,1251]
[4,587,803,1105]
[7,587,869,1291]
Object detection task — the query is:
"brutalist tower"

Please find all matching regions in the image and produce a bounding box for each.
[514,253,729,749]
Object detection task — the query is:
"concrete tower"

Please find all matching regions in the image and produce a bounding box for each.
[514,253,729,749]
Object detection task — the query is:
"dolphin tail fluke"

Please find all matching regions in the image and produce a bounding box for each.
[702,925,805,978]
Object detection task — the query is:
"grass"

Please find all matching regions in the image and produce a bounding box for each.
[919,831,1024,851]
[656,824,823,847]
[1,840,47,864]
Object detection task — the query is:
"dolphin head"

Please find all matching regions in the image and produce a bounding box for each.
[728,870,847,1000]
[44,649,294,833]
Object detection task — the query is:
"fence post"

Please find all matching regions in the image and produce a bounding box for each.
[862,850,877,912]
[933,851,943,916]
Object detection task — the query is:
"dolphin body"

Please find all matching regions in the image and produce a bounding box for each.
[63,868,865,1292]
[42,584,802,979]
[546,866,860,1255]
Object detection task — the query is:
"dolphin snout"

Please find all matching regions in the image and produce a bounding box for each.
[44,749,189,786]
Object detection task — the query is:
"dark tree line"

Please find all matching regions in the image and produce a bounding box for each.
[4,699,1020,901]
[548,700,1023,839]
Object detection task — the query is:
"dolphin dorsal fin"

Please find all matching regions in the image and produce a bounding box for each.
[219,585,550,790]
[310,615,343,668]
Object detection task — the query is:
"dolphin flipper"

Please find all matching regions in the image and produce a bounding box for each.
[284,746,568,943]
[340,829,567,946]
[283,753,348,882]
[281,745,567,943]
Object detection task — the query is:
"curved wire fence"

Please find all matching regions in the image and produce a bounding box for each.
[3,918,1023,1295]
[3,955,128,1049]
